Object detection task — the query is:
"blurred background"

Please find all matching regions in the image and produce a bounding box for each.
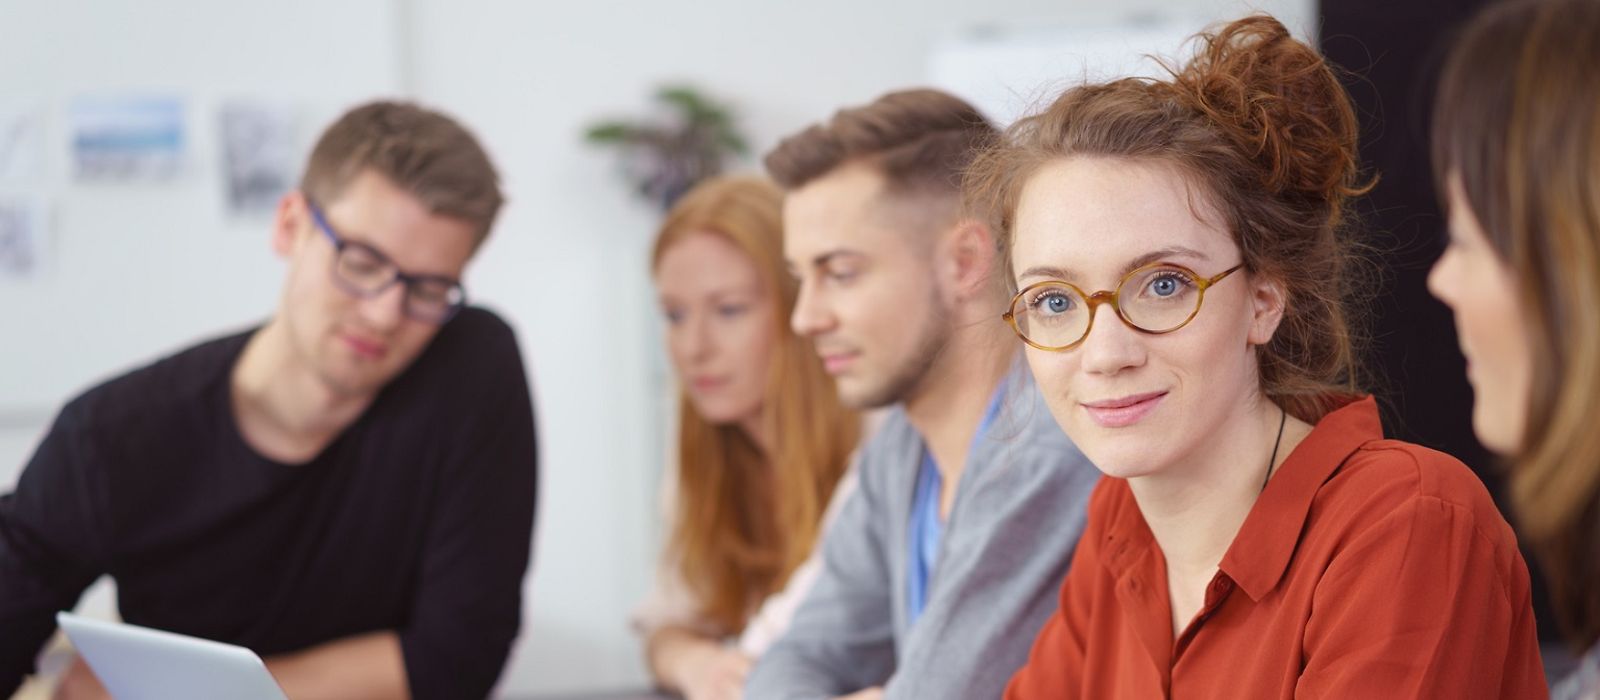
[6,0,1534,696]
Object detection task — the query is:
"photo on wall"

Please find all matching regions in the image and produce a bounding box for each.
[69,96,186,182]
[0,103,46,184]
[0,196,46,280]
[219,102,298,216]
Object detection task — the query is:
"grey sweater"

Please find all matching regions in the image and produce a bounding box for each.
[745,361,1100,700]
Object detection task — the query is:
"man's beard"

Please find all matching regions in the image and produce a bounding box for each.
[845,288,952,409]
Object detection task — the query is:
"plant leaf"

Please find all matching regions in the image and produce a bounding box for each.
[584,122,641,143]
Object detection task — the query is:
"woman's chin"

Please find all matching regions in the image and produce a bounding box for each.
[1073,441,1167,481]
[1470,400,1522,456]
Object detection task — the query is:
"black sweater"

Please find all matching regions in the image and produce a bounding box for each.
[0,307,539,699]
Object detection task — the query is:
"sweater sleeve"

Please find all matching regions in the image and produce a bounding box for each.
[397,331,540,700]
[744,454,897,699]
[0,400,112,696]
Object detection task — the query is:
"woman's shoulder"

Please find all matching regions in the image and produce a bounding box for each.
[1315,438,1520,558]
[1333,439,1502,511]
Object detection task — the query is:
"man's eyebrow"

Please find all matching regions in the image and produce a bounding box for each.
[812,250,863,267]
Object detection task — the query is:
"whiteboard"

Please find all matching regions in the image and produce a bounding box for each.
[928,14,1220,127]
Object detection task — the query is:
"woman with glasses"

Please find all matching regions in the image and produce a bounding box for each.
[1428,0,1600,696]
[967,15,1546,698]
[633,175,861,700]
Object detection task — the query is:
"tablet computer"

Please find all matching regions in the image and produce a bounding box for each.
[55,612,288,700]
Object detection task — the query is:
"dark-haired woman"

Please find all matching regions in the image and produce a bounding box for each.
[967,15,1547,698]
[1427,0,1600,697]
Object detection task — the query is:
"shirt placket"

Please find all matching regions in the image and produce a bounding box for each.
[1173,572,1236,662]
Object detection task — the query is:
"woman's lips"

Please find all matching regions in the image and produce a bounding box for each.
[691,376,728,392]
[1081,391,1167,428]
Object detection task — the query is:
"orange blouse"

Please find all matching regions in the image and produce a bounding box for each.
[1006,397,1547,699]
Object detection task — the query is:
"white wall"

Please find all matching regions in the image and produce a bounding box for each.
[1,0,1311,696]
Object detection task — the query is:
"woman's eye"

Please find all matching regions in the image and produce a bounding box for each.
[1143,272,1195,298]
[717,304,747,318]
[662,308,684,325]
[1032,291,1075,315]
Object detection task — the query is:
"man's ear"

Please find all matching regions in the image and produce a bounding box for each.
[939,217,1000,302]
[1247,271,1289,346]
[271,191,308,259]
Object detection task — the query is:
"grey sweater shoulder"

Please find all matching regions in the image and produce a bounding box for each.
[745,363,1101,700]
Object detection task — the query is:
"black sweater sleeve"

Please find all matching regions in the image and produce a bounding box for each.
[0,400,113,695]
[397,316,540,700]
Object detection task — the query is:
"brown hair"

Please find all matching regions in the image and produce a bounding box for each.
[300,100,504,242]
[967,15,1373,424]
[650,175,860,633]
[1432,0,1600,649]
[765,88,998,201]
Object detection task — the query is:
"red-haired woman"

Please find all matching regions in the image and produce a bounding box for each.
[633,176,861,700]
[968,15,1547,698]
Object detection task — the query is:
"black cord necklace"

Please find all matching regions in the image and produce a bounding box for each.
[1262,406,1288,493]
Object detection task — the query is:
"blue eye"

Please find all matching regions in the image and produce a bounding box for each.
[1144,272,1193,298]
[717,304,747,318]
[1031,290,1076,316]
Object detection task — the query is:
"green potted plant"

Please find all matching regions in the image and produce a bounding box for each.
[584,85,749,211]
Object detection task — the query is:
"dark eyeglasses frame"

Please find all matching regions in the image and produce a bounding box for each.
[303,194,468,325]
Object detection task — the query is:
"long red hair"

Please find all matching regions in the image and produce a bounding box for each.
[651,175,859,634]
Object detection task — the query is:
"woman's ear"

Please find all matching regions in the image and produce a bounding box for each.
[1247,272,1288,346]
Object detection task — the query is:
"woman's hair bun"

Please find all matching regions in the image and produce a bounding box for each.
[1168,15,1369,210]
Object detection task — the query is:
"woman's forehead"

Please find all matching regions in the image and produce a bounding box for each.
[657,233,763,291]
[1011,157,1233,277]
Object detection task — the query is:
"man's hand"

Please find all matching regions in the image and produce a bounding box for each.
[50,657,109,700]
[264,631,408,700]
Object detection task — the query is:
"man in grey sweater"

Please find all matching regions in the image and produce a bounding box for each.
[746,89,1100,699]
